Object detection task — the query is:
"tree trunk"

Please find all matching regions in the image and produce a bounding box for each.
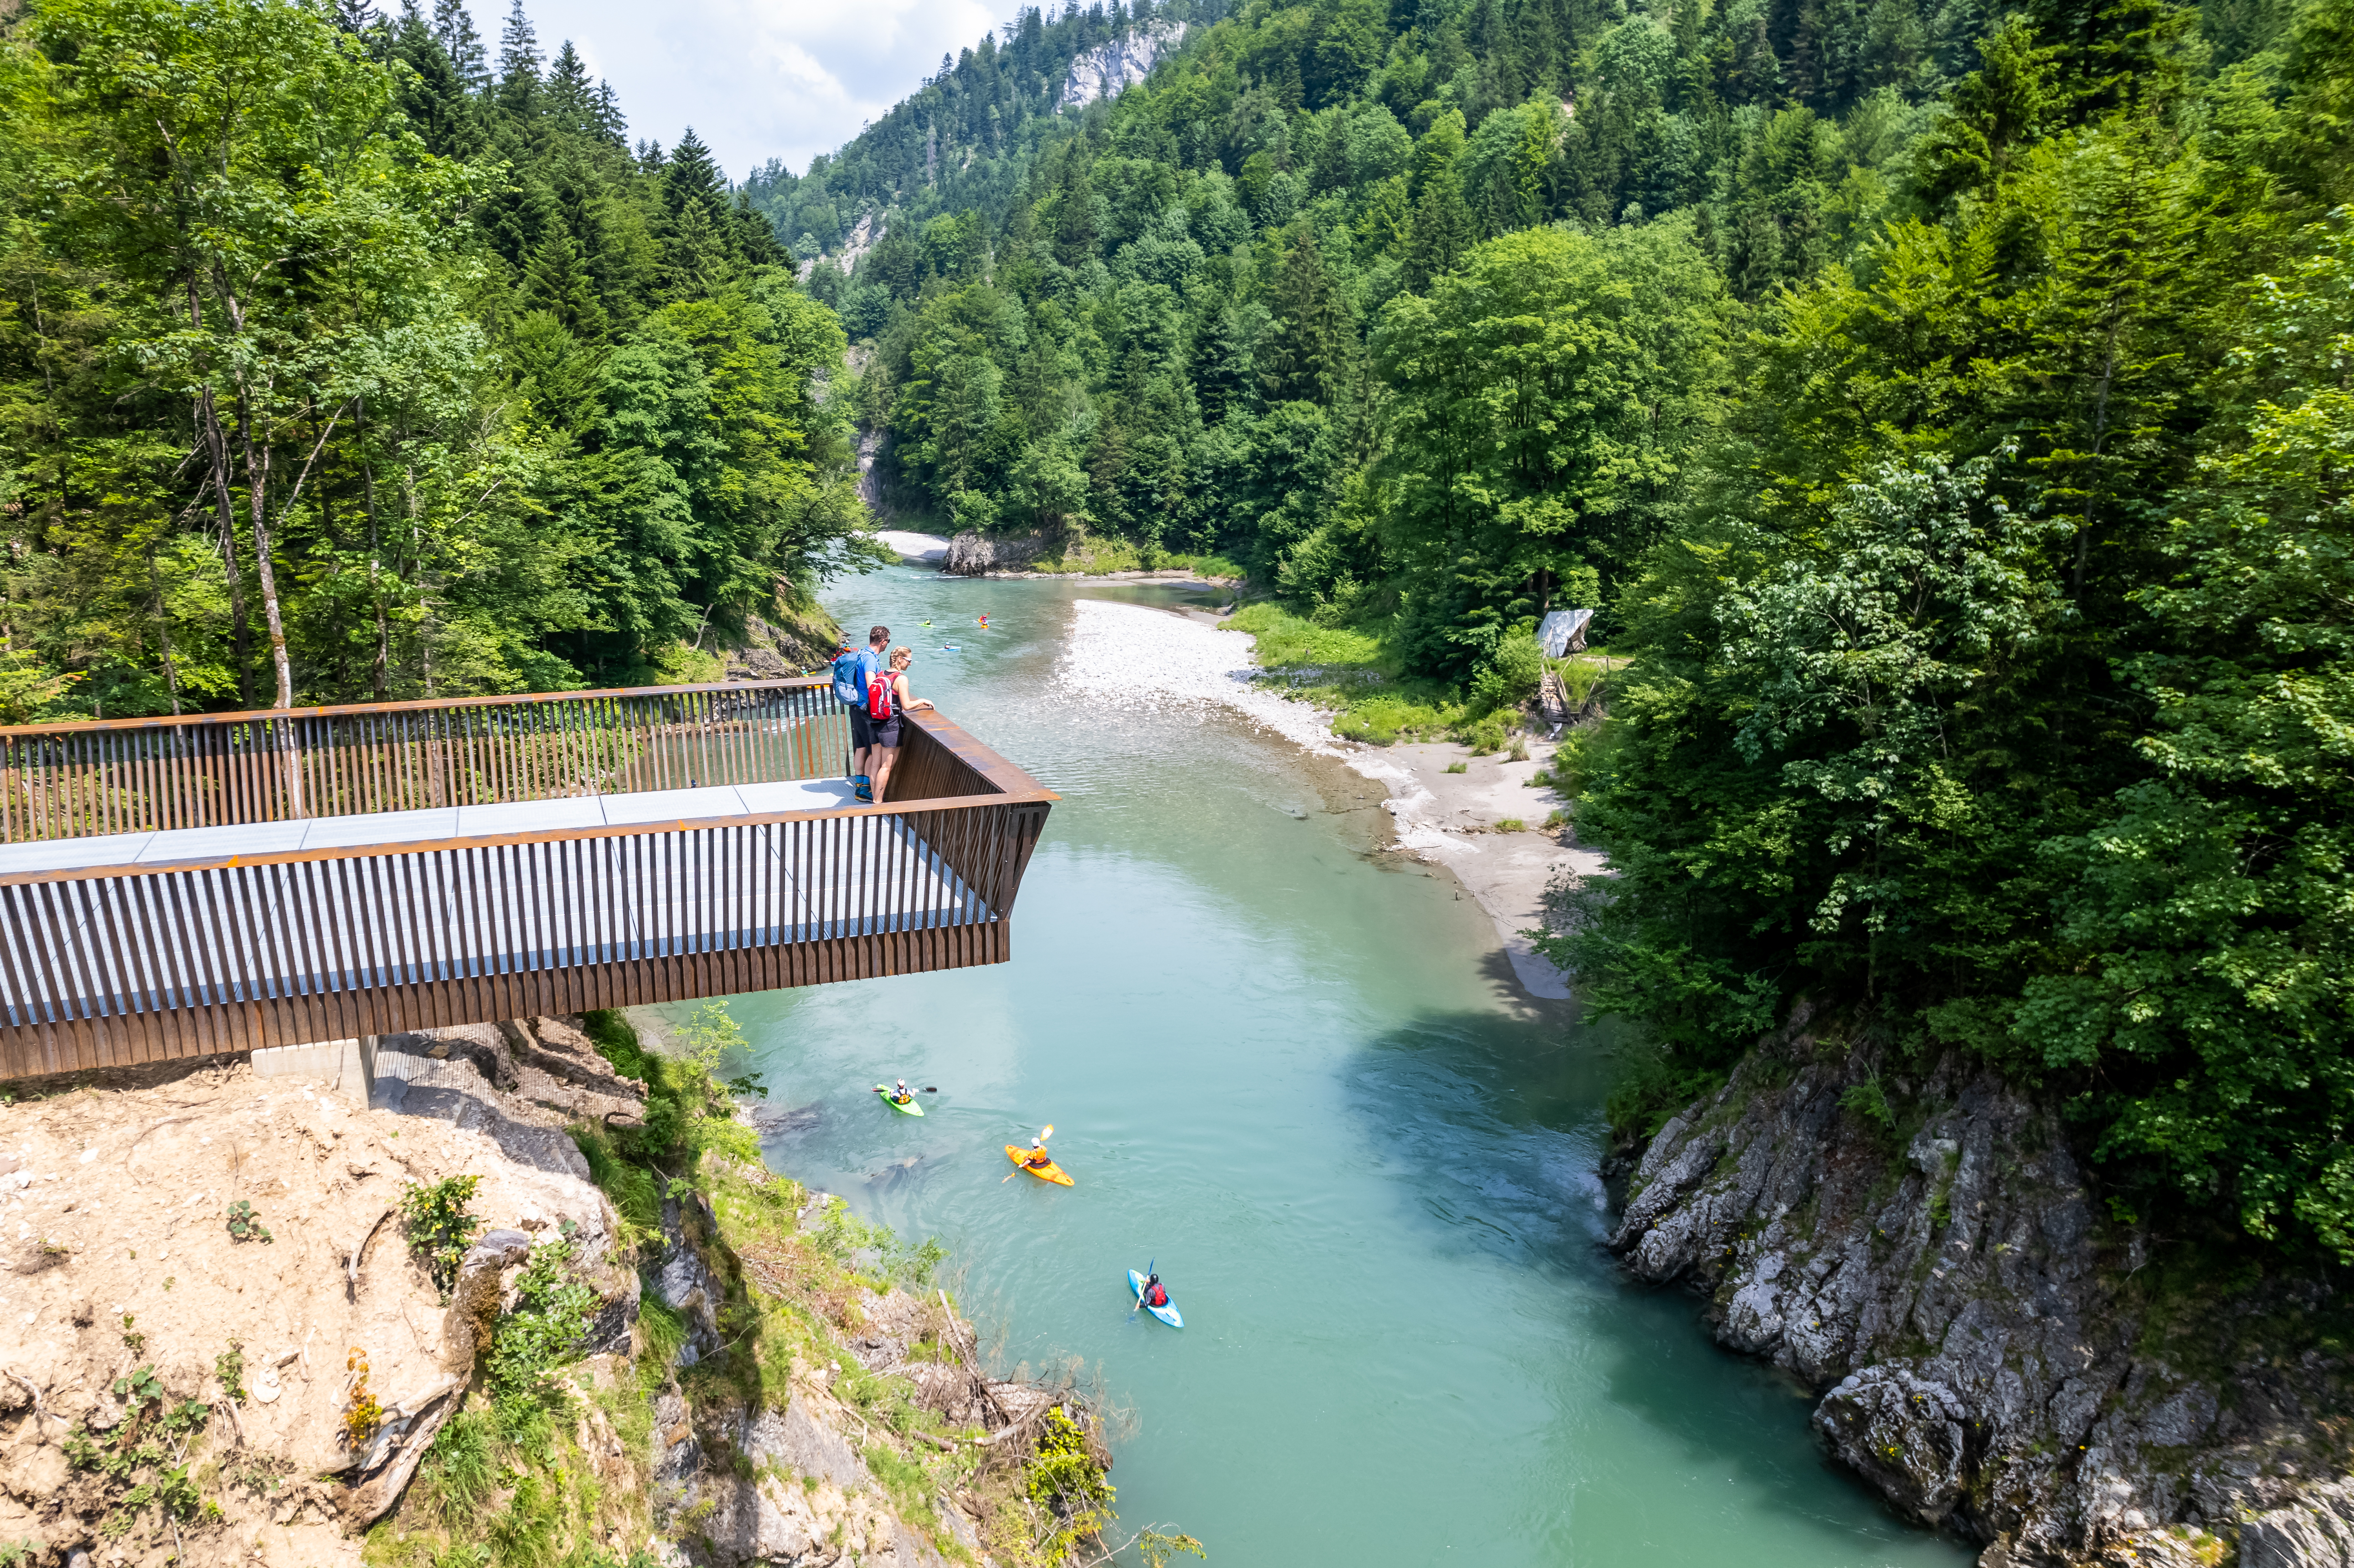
[359,396,390,701]
[233,395,296,709]
[148,552,182,716]
[197,389,255,708]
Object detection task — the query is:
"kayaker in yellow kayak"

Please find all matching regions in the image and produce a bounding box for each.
[1021,1136,1054,1170]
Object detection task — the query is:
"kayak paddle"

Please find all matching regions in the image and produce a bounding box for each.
[1131,1256,1155,1316]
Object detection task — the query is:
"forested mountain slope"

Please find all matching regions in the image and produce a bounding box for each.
[0,0,867,715]
[804,0,2352,1278]
[742,0,1218,260]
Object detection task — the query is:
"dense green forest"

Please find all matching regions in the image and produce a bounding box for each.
[802,0,2349,1261]
[0,0,870,717]
[0,0,2347,1263]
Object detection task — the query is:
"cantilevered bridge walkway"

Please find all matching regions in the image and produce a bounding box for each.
[0,681,1054,1078]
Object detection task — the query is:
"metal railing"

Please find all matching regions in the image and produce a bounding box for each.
[0,681,851,841]
[0,683,1055,1079]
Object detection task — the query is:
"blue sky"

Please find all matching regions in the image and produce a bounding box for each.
[457,0,1026,179]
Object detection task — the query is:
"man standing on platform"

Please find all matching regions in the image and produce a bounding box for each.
[835,624,890,802]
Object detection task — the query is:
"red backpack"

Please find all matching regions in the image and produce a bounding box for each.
[867,665,895,722]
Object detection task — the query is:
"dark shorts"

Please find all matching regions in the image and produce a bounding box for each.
[849,705,876,752]
[869,716,905,750]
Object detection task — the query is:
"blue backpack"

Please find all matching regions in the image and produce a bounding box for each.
[831,648,872,709]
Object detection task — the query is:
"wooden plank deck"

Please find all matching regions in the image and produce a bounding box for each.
[0,683,1055,1078]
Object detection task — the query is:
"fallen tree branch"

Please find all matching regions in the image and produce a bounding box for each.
[345,1206,395,1299]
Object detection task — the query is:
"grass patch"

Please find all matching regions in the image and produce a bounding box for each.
[1023,534,1243,579]
[1219,603,1466,744]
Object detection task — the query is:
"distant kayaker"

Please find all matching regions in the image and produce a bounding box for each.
[1143,1273,1168,1309]
[1023,1138,1053,1169]
[865,645,936,805]
[893,1078,912,1105]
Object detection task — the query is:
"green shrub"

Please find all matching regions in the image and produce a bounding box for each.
[398,1176,483,1302]
[1604,1040,1733,1145]
[487,1241,599,1398]
[1026,1406,1114,1514]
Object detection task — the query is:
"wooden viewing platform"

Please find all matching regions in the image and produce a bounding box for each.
[0,680,1056,1079]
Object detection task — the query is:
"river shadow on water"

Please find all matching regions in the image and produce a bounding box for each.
[653,567,1972,1568]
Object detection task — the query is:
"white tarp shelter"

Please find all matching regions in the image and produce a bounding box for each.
[1539,608,1595,657]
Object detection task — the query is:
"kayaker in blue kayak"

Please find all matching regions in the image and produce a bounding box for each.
[1142,1272,1168,1309]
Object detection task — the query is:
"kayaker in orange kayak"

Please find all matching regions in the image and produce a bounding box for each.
[1022,1137,1053,1169]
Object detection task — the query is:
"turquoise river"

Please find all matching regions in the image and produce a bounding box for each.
[679,567,1973,1568]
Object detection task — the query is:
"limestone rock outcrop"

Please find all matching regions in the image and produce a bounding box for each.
[1611,1001,2354,1566]
[944,529,1049,576]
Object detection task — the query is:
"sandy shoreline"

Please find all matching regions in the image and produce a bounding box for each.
[1071,598,1600,1001]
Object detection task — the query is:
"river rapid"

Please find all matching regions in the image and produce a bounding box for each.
[700,569,1970,1567]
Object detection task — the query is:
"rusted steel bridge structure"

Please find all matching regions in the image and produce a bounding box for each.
[0,680,1055,1080]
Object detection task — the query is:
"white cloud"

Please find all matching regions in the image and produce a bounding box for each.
[456,0,1021,178]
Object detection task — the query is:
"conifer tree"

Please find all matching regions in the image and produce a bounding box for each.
[524,222,611,340]
[432,0,490,93]
[1260,231,1349,405]
[664,129,729,219]
[1191,305,1255,423]
[548,40,593,125]
[392,1,479,156]
[1404,168,1476,290]
[496,0,542,114]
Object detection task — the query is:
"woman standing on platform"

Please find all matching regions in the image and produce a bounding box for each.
[865,645,934,804]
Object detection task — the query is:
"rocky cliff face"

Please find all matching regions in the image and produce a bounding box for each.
[1,1017,1106,1568]
[943,530,1049,576]
[1611,1001,2354,1567]
[1058,22,1186,108]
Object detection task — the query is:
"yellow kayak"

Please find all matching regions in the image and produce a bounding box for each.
[1005,1144,1073,1186]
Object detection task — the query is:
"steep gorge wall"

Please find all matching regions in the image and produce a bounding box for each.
[1611,1001,2353,1567]
[0,1019,1104,1568]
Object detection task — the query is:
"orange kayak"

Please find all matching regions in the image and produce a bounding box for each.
[1005,1144,1073,1186]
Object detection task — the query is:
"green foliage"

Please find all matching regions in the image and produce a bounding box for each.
[67,1363,214,1538]
[635,1296,688,1370]
[1545,15,2354,1261]
[1026,1405,1115,1547]
[1602,1037,1732,1145]
[1377,224,1729,681]
[0,0,868,716]
[1140,1532,1209,1568]
[225,1200,273,1244]
[486,1241,600,1397]
[213,1341,246,1404]
[399,1175,484,1301]
[415,1409,496,1525]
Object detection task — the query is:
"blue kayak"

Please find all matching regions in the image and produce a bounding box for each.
[1128,1269,1182,1329]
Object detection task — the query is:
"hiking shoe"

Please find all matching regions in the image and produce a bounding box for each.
[854,784,874,804]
